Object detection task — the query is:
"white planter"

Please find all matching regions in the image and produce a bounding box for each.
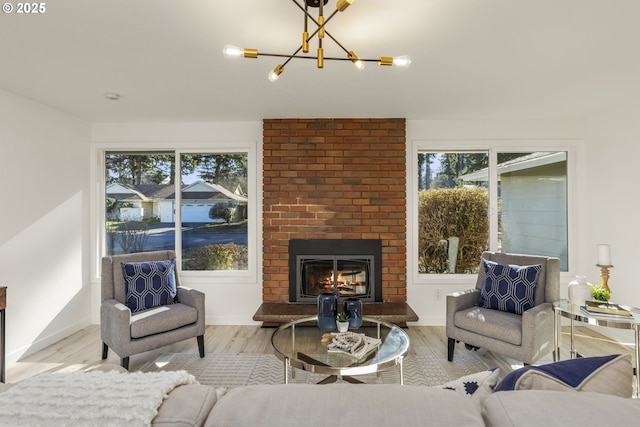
[337,321,349,333]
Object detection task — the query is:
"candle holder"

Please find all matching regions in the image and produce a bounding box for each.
[596,264,613,292]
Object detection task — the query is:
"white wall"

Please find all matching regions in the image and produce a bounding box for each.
[0,89,92,364]
[91,122,263,325]
[405,119,586,325]
[580,99,640,346]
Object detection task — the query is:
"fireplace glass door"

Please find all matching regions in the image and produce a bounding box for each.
[298,256,373,301]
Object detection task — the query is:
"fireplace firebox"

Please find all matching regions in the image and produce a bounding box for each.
[289,239,382,303]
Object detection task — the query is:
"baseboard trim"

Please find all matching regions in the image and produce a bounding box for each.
[6,317,92,365]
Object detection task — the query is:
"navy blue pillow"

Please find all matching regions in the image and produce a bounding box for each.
[495,354,621,392]
[122,258,177,313]
[477,259,541,315]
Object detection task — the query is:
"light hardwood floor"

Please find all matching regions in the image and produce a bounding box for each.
[5,324,634,385]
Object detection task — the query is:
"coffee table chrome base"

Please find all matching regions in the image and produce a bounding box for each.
[272,316,409,385]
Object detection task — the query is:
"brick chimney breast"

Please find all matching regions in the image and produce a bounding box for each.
[262,118,407,302]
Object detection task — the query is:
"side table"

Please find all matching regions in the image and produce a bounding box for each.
[0,286,5,383]
[553,299,640,395]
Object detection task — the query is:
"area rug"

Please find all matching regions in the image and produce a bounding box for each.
[141,349,494,388]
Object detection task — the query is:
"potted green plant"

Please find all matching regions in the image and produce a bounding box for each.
[336,312,349,332]
[591,284,611,302]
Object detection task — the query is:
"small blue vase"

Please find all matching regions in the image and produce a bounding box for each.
[343,298,363,329]
[317,293,337,331]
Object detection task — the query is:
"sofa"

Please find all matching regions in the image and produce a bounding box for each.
[204,383,640,427]
[1,355,639,426]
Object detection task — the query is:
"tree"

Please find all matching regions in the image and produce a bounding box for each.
[105,153,174,185]
[417,153,434,190]
[196,154,248,194]
[433,153,488,188]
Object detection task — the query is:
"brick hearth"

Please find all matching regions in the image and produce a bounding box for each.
[262,118,407,303]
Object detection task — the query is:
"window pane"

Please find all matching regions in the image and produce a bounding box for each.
[105,152,176,255]
[180,153,249,271]
[497,152,568,271]
[417,152,489,274]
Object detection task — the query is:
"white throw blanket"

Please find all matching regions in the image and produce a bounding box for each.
[0,369,197,426]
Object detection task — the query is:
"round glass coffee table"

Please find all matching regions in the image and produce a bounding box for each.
[271,316,410,384]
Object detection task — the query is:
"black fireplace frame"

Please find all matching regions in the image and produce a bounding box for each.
[288,239,383,303]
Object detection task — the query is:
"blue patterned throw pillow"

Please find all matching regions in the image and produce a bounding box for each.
[477,259,541,314]
[436,368,500,409]
[122,259,177,313]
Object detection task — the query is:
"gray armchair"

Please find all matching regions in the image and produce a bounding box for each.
[446,251,560,365]
[100,250,205,369]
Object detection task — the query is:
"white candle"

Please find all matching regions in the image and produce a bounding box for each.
[597,244,611,266]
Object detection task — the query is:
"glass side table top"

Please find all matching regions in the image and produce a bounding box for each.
[553,299,640,329]
[271,316,410,384]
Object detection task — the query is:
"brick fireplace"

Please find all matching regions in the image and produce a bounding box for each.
[262,118,407,303]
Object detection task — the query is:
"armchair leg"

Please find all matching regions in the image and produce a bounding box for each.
[447,338,455,362]
[197,335,205,358]
[121,357,129,370]
[102,343,108,360]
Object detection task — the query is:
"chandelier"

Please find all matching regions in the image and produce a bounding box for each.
[223,0,411,82]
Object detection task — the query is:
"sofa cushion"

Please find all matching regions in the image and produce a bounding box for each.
[122,259,177,313]
[454,306,522,346]
[494,354,633,398]
[152,384,217,427]
[482,390,640,427]
[205,384,485,427]
[436,368,499,409]
[130,303,198,339]
[477,259,541,315]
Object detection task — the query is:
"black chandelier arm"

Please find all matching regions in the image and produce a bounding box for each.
[257,52,379,62]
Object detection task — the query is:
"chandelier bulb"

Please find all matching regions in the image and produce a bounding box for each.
[223,45,258,59]
[379,55,412,67]
[348,51,365,70]
[223,45,243,58]
[393,55,412,68]
[268,64,285,82]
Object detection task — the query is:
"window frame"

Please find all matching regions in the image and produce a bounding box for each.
[91,141,259,284]
[410,140,577,285]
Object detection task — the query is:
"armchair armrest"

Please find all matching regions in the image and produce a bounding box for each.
[100,299,132,349]
[177,286,205,310]
[177,287,205,332]
[446,289,480,332]
[447,289,480,313]
[522,301,553,323]
[521,302,555,359]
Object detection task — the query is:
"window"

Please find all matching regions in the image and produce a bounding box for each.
[180,153,248,271]
[417,152,490,274]
[417,149,568,274]
[104,150,250,272]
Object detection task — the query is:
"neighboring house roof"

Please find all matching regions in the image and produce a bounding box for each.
[461,152,567,182]
[182,181,248,203]
[106,181,247,203]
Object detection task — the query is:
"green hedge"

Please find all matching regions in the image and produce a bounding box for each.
[418,187,489,273]
[183,242,248,270]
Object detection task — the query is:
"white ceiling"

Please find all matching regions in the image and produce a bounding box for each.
[1,0,639,122]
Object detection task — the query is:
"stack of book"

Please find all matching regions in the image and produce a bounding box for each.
[581,300,632,318]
